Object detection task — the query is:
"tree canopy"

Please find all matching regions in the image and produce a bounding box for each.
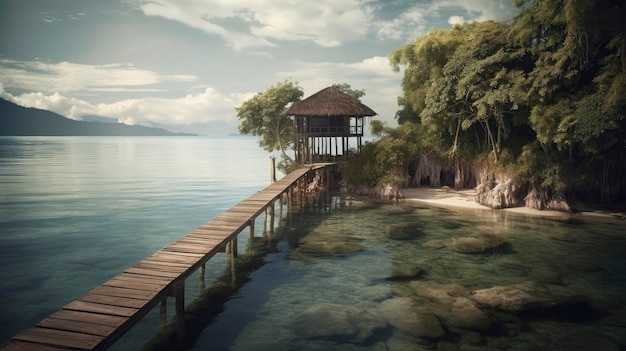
[236,79,303,167]
[348,0,626,204]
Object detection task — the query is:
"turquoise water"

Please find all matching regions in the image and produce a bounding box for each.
[1,137,625,351]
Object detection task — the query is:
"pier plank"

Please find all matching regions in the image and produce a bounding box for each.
[47,310,128,328]
[64,300,138,318]
[89,286,157,301]
[102,278,165,292]
[12,327,104,350]
[1,340,69,351]
[37,317,116,337]
[80,293,148,309]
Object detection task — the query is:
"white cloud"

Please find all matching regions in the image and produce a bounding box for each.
[136,0,373,50]
[1,81,247,126]
[374,7,426,41]
[373,0,516,42]
[424,0,516,23]
[448,15,465,25]
[0,59,196,94]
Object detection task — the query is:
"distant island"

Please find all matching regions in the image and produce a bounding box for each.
[0,99,196,136]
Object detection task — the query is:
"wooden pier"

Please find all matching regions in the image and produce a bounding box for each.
[1,163,335,351]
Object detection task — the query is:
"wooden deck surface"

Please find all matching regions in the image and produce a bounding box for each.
[2,164,333,351]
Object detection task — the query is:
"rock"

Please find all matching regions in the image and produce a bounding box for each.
[409,281,468,304]
[446,233,504,254]
[386,223,425,240]
[441,297,492,331]
[297,240,364,256]
[423,239,447,249]
[361,285,393,302]
[377,297,445,339]
[290,303,387,344]
[469,281,588,313]
[387,265,426,281]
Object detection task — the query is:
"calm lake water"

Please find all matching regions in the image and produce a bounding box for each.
[1,136,625,351]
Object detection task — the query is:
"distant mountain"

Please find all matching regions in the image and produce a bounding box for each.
[0,99,196,136]
[80,114,119,124]
[143,120,238,137]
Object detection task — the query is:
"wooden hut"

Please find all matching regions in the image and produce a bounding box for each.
[281,86,377,163]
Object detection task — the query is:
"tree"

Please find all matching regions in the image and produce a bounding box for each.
[331,83,365,100]
[236,80,303,169]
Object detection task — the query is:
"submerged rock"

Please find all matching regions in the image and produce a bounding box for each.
[386,223,426,240]
[387,265,427,281]
[407,281,492,332]
[377,297,445,339]
[469,281,588,313]
[446,233,504,254]
[296,240,364,256]
[440,297,492,331]
[293,226,365,257]
[361,285,393,302]
[423,239,447,249]
[409,281,468,304]
[290,303,387,344]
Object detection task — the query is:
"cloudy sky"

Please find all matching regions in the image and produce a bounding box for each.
[0,0,518,134]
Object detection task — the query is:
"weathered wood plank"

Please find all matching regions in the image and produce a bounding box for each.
[153,250,204,258]
[134,262,189,273]
[137,258,190,268]
[80,293,148,309]
[47,310,128,328]
[36,317,116,337]
[64,300,138,318]
[122,267,181,279]
[147,252,200,264]
[1,340,70,351]
[161,245,212,255]
[12,327,104,350]
[175,237,224,245]
[102,278,165,292]
[89,286,157,301]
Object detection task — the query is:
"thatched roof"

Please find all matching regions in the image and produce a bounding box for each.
[281,86,377,117]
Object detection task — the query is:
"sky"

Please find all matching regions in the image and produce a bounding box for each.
[0,0,519,135]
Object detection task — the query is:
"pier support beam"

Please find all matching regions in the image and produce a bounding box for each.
[199,263,205,292]
[174,282,185,344]
[160,297,167,328]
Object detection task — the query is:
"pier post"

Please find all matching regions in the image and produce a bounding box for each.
[270,156,276,184]
[160,297,167,328]
[269,200,275,235]
[229,238,238,258]
[279,194,283,224]
[175,282,185,343]
[199,263,205,292]
[247,219,255,255]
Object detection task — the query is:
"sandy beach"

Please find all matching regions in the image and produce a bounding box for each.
[401,187,626,221]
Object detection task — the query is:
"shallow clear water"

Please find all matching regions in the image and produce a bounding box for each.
[1,137,625,351]
[186,200,626,351]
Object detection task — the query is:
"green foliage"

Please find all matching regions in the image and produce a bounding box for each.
[340,122,422,187]
[385,0,626,201]
[330,83,365,100]
[236,79,303,165]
